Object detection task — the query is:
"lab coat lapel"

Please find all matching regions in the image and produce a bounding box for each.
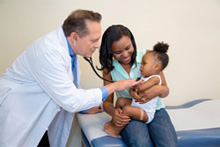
[74,56,81,88]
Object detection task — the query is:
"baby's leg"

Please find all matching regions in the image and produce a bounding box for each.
[104,105,148,137]
[115,97,132,109]
[122,105,148,123]
[104,97,132,137]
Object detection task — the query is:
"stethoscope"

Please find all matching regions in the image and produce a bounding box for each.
[74,40,140,83]
[83,57,115,83]
[83,57,141,83]
[73,39,115,83]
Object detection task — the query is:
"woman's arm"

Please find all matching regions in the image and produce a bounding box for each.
[103,68,115,116]
[86,68,141,115]
[103,69,130,127]
[157,71,169,98]
[84,69,114,115]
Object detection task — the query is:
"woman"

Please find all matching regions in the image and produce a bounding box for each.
[98,25,178,146]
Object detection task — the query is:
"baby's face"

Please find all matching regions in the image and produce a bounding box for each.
[140,52,160,77]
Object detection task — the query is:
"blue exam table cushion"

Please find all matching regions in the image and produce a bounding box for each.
[77,99,220,146]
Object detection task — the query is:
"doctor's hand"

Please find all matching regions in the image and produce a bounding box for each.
[106,79,142,95]
[84,105,103,114]
[112,108,130,127]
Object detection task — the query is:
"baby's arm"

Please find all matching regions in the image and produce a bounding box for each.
[136,76,160,92]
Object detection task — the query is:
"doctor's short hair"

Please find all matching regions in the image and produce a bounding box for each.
[62,9,102,37]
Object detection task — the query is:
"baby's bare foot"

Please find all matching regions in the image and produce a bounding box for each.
[104,121,120,138]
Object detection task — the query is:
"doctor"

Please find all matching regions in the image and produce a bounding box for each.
[0,9,141,147]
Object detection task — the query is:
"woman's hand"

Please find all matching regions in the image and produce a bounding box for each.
[140,85,161,99]
[112,108,130,127]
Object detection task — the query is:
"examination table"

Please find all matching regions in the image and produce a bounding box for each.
[77,99,220,146]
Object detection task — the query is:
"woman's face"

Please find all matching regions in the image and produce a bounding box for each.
[111,36,134,65]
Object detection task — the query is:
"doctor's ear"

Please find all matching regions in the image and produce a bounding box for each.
[70,32,78,41]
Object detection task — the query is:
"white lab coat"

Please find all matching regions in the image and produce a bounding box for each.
[0,26,103,147]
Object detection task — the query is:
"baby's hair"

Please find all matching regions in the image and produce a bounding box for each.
[152,42,169,70]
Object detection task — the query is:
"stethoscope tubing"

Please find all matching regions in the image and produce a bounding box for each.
[84,57,115,83]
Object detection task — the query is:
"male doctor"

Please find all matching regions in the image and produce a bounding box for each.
[0,9,141,147]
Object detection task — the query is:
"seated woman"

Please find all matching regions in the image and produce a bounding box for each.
[85,25,178,147]
[104,41,170,137]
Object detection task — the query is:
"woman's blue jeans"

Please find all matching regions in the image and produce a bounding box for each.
[120,108,178,147]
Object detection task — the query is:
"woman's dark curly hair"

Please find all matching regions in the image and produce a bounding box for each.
[98,25,137,73]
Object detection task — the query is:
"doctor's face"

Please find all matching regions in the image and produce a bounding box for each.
[76,20,101,58]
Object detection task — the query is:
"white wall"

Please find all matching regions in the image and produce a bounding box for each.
[1,0,219,104]
[0,0,220,145]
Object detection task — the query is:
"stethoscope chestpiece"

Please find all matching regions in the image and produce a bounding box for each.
[136,77,141,81]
